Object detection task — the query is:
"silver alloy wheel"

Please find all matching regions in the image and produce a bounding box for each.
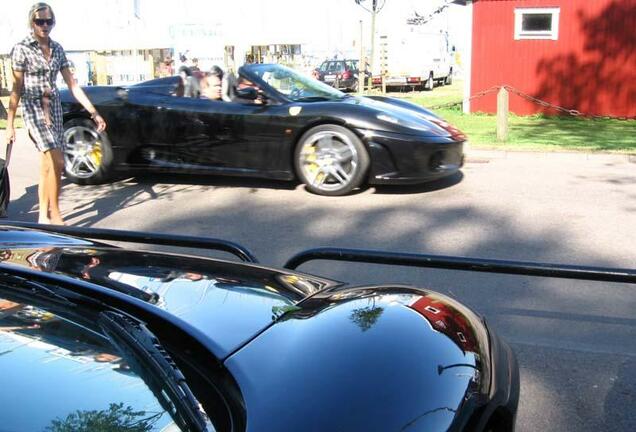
[63,125,102,179]
[298,130,359,192]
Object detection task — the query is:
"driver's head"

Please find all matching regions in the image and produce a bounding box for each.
[237,78,256,90]
[205,66,224,100]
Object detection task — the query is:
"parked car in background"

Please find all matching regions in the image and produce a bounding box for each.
[0,223,521,431]
[315,59,370,92]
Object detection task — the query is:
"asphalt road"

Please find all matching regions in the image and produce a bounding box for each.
[3,128,636,431]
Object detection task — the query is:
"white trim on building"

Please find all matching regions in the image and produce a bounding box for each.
[514,7,560,41]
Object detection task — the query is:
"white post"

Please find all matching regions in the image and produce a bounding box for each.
[497,87,509,142]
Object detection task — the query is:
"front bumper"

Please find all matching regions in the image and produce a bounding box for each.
[473,324,520,431]
[358,129,465,185]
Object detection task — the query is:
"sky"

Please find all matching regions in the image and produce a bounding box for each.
[1,0,469,57]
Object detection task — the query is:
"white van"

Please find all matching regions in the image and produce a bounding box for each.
[375,28,454,91]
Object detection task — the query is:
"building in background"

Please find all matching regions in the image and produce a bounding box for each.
[464,0,636,117]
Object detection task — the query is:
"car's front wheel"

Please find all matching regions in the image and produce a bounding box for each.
[294,125,369,196]
[62,118,114,185]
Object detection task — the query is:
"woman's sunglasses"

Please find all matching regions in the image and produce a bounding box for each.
[33,18,55,26]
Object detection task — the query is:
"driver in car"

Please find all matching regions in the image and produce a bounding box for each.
[236,77,265,104]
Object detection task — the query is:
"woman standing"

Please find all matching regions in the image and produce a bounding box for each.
[4,2,106,225]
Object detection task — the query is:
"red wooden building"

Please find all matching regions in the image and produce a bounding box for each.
[463,0,636,117]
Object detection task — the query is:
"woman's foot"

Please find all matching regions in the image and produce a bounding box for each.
[48,216,65,226]
[38,215,51,224]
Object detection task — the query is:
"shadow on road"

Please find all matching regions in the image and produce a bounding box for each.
[133,172,298,193]
[373,172,464,195]
[7,170,466,224]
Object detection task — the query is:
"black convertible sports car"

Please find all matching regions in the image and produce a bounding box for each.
[60,63,465,196]
[0,222,523,431]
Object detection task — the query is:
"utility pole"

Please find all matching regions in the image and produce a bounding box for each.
[368,0,377,91]
[355,0,386,91]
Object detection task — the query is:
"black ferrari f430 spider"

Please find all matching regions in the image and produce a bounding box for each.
[60,63,465,196]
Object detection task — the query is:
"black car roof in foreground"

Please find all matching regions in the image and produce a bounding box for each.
[1,222,634,431]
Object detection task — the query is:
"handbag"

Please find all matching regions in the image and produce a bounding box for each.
[0,138,13,218]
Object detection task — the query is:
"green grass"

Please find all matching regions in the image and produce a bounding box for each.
[386,80,465,109]
[0,96,24,129]
[434,108,636,153]
[0,119,24,129]
[383,81,636,154]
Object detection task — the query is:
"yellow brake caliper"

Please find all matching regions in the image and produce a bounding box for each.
[305,144,325,183]
[89,141,103,168]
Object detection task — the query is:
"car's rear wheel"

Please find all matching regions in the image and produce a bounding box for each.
[294,125,369,196]
[63,118,114,185]
[425,72,435,91]
[444,69,453,85]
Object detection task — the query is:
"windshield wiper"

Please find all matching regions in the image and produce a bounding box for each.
[0,273,76,307]
[99,311,212,432]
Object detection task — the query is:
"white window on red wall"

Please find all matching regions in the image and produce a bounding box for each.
[514,7,560,40]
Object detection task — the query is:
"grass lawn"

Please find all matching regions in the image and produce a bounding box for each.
[435,108,636,154]
[0,96,24,129]
[384,81,636,154]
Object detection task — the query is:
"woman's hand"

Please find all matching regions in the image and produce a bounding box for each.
[92,113,106,132]
[4,127,15,145]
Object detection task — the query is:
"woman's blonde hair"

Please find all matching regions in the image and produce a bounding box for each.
[28,2,55,29]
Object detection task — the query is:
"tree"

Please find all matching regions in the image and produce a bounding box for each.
[407,0,457,25]
[350,303,384,332]
[45,402,164,432]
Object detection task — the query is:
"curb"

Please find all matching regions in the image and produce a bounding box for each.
[465,148,635,163]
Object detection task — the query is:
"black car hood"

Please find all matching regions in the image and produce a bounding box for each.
[332,95,466,139]
[0,228,338,359]
[226,287,492,431]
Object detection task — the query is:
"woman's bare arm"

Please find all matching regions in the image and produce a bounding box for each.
[4,70,24,144]
[61,67,106,132]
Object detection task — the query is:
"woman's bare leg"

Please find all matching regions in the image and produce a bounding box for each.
[38,151,51,224]
[46,148,65,225]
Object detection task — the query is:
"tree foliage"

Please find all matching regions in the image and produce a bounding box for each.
[45,402,164,432]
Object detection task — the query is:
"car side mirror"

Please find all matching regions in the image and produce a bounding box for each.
[236,87,258,100]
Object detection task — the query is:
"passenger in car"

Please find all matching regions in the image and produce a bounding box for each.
[178,66,200,98]
[200,66,224,100]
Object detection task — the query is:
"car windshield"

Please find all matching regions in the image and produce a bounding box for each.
[0,291,215,432]
[247,64,348,102]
